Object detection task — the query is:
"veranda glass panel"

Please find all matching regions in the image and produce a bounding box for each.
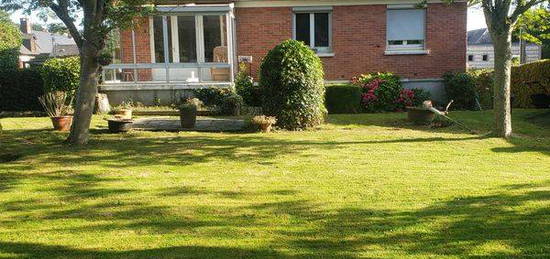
[203,15,228,63]
[153,16,173,63]
[177,16,197,63]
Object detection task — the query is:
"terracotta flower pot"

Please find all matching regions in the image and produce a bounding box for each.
[259,123,272,133]
[51,116,73,131]
[407,107,435,125]
[108,119,133,133]
[114,109,132,119]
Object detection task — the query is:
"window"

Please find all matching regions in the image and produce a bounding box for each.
[386,7,426,50]
[177,16,197,63]
[203,15,227,63]
[468,55,474,61]
[482,54,488,61]
[293,11,332,53]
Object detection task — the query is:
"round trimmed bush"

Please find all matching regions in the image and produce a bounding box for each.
[259,40,325,130]
[40,56,80,95]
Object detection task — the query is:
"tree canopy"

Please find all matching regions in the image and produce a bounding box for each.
[0,10,21,70]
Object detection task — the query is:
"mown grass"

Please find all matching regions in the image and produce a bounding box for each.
[0,109,548,258]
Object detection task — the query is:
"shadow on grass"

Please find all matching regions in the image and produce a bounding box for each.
[0,182,548,257]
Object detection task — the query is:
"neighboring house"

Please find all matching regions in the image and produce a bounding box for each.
[467,28,542,69]
[18,18,78,67]
[101,0,467,104]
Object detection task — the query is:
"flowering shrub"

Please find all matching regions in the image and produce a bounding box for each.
[351,72,402,112]
[351,72,431,112]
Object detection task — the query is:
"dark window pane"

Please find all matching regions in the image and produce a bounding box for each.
[203,15,226,63]
[153,16,164,63]
[177,16,197,62]
[295,13,310,46]
[314,13,329,47]
[153,16,172,63]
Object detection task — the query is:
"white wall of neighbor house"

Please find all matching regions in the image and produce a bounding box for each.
[467,44,542,69]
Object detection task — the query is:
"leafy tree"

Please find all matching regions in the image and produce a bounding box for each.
[463,0,549,138]
[47,22,69,34]
[513,7,550,58]
[1,0,153,145]
[31,23,45,31]
[0,12,21,71]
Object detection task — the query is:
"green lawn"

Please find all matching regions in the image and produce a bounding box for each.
[0,110,548,258]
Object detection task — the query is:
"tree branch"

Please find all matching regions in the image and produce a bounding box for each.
[510,0,545,23]
[50,1,83,48]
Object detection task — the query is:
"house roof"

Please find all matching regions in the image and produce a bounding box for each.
[21,30,76,56]
[51,44,80,57]
[468,28,538,46]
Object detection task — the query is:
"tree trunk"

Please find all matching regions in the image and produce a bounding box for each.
[492,32,513,138]
[67,42,100,145]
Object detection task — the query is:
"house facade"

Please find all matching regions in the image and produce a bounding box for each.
[101,0,467,105]
[467,28,542,69]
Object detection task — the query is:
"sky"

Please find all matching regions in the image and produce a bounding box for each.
[9,7,489,31]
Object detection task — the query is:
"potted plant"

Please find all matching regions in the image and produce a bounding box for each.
[38,91,74,131]
[112,100,133,119]
[107,118,133,133]
[179,98,202,128]
[251,115,277,133]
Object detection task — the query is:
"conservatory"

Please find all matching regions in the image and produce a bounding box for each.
[101,4,236,89]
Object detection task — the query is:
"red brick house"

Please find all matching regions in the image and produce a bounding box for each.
[101,0,467,104]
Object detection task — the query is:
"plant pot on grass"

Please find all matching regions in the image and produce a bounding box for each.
[38,91,74,131]
[107,118,133,133]
[179,98,202,129]
[111,101,133,119]
[406,106,435,125]
[251,115,277,133]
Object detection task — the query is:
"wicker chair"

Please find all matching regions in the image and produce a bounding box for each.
[211,46,230,81]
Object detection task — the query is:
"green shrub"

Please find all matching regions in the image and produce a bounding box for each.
[193,88,234,107]
[235,63,262,107]
[220,94,244,116]
[325,84,362,114]
[0,20,21,71]
[442,71,479,110]
[511,59,550,108]
[0,68,44,111]
[40,57,80,96]
[468,69,494,109]
[410,88,431,107]
[259,39,325,130]
[352,72,403,112]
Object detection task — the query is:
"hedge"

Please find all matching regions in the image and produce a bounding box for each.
[260,40,325,130]
[325,84,362,114]
[0,68,44,111]
[511,59,550,108]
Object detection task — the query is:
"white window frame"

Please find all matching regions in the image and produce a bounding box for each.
[292,7,333,54]
[386,5,426,51]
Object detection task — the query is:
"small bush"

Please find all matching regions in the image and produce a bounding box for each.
[193,88,233,107]
[235,63,262,107]
[325,84,362,114]
[351,72,403,112]
[442,71,479,110]
[511,59,550,108]
[0,68,44,111]
[468,69,494,109]
[410,88,431,107]
[260,39,325,130]
[41,57,80,97]
[220,94,243,116]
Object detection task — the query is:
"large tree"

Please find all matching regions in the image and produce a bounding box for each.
[465,0,549,138]
[513,6,550,58]
[1,0,152,145]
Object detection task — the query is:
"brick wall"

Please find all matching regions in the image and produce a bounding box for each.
[120,17,152,81]
[235,3,467,80]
